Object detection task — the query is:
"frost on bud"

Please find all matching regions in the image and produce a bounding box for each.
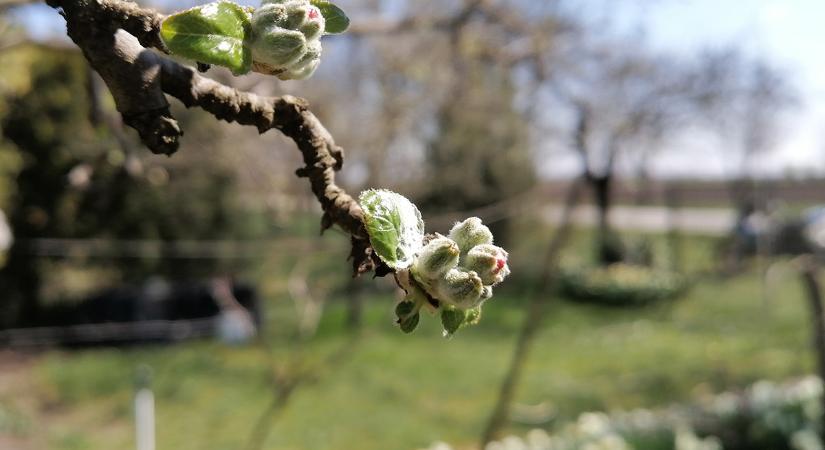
[414,235,460,279]
[449,217,493,254]
[464,244,510,286]
[249,0,325,77]
[437,268,484,309]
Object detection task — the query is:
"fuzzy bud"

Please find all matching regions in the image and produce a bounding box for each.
[414,235,460,279]
[437,268,484,309]
[277,40,321,80]
[480,286,493,302]
[448,217,493,254]
[463,244,510,286]
[249,0,325,76]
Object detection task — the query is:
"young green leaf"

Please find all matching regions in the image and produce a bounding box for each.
[309,0,350,34]
[399,312,420,333]
[395,300,415,318]
[395,301,420,333]
[441,307,467,337]
[160,1,252,75]
[359,189,424,269]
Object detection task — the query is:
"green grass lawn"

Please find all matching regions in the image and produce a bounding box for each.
[2,275,814,449]
[0,228,817,450]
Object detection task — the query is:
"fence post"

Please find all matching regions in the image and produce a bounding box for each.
[135,365,155,450]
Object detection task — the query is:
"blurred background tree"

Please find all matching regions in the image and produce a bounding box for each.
[0,46,259,327]
[417,64,535,246]
[0,1,822,449]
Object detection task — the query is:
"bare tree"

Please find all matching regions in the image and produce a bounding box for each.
[543,38,750,264]
[706,50,797,210]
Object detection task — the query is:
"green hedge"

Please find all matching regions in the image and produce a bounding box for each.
[558,263,687,307]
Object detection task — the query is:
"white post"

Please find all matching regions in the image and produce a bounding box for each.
[135,366,155,450]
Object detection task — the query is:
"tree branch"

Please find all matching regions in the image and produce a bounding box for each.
[47,0,378,274]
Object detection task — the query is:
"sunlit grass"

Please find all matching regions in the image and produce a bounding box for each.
[1,227,816,450]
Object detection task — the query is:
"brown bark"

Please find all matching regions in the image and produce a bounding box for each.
[45,0,377,274]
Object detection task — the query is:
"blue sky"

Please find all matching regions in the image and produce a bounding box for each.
[9,0,825,178]
[614,0,825,177]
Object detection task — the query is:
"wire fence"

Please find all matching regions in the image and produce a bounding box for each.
[0,318,219,347]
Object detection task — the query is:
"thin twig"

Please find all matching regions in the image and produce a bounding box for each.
[480,177,584,445]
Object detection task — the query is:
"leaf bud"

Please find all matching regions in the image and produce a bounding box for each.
[448,217,493,254]
[249,0,325,74]
[436,268,484,309]
[277,40,321,80]
[413,234,460,279]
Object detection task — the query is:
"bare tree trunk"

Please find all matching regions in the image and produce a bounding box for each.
[1,245,42,327]
[798,257,825,435]
[588,174,621,265]
[664,184,683,272]
[480,178,584,446]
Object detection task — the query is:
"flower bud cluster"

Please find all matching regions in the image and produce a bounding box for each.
[410,217,510,310]
[249,0,324,79]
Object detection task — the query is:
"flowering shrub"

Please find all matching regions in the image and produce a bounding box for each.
[424,377,824,450]
[558,263,686,307]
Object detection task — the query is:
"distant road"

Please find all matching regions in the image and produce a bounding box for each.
[541,205,736,236]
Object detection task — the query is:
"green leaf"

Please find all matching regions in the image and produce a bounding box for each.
[395,301,415,318]
[359,189,424,269]
[441,308,467,337]
[440,307,482,337]
[310,0,350,34]
[395,301,419,334]
[399,313,420,333]
[161,1,252,75]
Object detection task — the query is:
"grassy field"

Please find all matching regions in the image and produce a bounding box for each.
[0,227,817,450]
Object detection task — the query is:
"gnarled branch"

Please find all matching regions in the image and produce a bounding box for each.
[47,0,378,274]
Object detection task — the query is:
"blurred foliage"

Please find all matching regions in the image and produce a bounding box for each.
[0,46,264,326]
[476,376,823,450]
[558,263,687,307]
[416,65,535,246]
[0,245,814,450]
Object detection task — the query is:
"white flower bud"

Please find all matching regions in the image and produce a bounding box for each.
[436,268,484,309]
[277,40,321,80]
[463,244,510,285]
[448,217,493,254]
[249,0,325,76]
[413,235,460,279]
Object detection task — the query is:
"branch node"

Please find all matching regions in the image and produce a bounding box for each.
[122,108,181,155]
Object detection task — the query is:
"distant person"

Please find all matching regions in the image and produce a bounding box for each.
[211,277,257,345]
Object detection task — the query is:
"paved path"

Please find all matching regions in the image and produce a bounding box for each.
[541,205,736,236]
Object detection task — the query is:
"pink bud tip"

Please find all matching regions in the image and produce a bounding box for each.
[494,259,506,274]
[308,7,320,20]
